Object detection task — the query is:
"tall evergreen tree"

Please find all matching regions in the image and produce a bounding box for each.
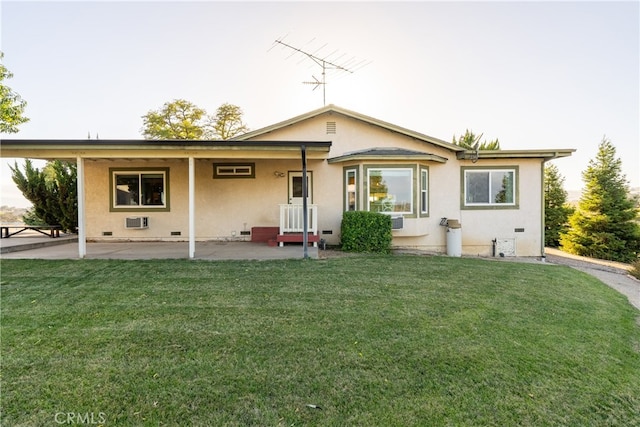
[544,164,573,247]
[560,138,640,262]
[10,160,78,233]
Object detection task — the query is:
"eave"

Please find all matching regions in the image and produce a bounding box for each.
[456,149,576,161]
[328,147,448,164]
[0,139,332,160]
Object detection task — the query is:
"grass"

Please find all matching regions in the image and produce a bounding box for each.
[2,255,639,426]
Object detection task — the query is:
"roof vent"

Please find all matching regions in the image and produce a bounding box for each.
[326,121,336,134]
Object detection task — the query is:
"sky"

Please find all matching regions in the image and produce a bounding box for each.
[1,0,638,208]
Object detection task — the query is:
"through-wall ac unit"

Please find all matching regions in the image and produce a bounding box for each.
[125,217,149,229]
[391,216,404,230]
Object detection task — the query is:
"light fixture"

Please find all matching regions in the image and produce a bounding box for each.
[274,171,286,178]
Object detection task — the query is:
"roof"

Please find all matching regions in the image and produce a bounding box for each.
[237,104,465,153]
[238,104,575,160]
[456,149,576,161]
[328,147,448,163]
[0,139,332,160]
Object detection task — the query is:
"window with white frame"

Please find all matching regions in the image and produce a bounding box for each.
[420,168,429,215]
[111,168,169,211]
[345,168,357,211]
[464,168,516,207]
[367,167,413,214]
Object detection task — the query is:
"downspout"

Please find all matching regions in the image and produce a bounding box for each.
[301,145,309,259]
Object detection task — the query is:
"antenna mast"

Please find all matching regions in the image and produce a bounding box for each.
[272,38,367,105]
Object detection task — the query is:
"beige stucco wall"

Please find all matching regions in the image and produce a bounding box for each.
[84,111,545,257]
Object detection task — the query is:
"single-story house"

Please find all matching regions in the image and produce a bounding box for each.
[1,104,574,259]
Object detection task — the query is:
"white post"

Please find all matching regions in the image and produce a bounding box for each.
[188,156,195,259]
[76,156,86,258]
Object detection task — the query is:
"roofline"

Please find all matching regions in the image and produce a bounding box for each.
[0,139,332,149]
[237,104,465,153]
[456,149,576,161]
[328,152,448,164]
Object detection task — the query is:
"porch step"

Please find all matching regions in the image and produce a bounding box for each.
[251,226,279,243]
[276,233,319,246]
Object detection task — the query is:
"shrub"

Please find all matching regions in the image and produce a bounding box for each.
[341,211,392,253]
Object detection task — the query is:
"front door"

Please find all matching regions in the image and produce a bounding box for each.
[288,171,312,204]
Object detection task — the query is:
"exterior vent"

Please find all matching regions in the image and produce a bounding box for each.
[326,121,336,134]
[391,216,404,230]
[125,217,148,229]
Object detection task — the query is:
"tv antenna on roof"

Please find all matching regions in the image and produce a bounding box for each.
[270,37,370,106]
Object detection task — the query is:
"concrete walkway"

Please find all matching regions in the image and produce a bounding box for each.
[0,232,318,260]
[543,247,640,311]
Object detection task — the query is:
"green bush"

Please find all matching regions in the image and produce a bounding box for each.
[341,211,392,253]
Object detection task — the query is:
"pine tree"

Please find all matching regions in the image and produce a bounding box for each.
[560,138,640,262]
[10,159,78,233]
[544,164,573,247]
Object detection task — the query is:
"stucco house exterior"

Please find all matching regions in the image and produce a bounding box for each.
[1,104,574,258]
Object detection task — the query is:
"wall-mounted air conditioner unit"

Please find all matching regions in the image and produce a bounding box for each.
[125,217,149,229]
[391,216,404,230]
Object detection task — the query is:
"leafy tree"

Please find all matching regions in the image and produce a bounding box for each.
[141,99,208,139]
[211,103,249,140]
[10,160,78,233]
[452,129,500,150]
[141,99,249,140]
[544,164,573,247]
[560,138,640,262]
[0,51,29,133]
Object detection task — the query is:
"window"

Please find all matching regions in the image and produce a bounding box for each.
[464,168,516,207]
[367,168,413,214]
[213,163,255,178]
[345,168,357,211]
[110,168,169,211]
[420,168,429,215]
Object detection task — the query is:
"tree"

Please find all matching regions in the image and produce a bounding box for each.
[141,99,249,140]
[0,52,29,133]
[560,138,640,263]
[544,164,573,247]
[141,99,208,140]
[211,103,249,140]
[452,129,500,150]
[10,159,78,233]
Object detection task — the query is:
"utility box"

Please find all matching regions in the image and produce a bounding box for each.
[446,219,462,257]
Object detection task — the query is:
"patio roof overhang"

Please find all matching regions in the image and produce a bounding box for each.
[0,139,332,160]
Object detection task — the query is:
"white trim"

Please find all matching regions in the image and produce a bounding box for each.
[189,157,195,259]
[77,156,86,258]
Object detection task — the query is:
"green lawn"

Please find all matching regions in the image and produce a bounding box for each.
[2,255,639,426]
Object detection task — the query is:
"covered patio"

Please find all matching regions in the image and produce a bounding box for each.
[1,139,331,260]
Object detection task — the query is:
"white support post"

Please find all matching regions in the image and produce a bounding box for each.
[77,156,86,258]
[188,156,195,259]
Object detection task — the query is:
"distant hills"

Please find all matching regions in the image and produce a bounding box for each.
[567,187,639,203]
